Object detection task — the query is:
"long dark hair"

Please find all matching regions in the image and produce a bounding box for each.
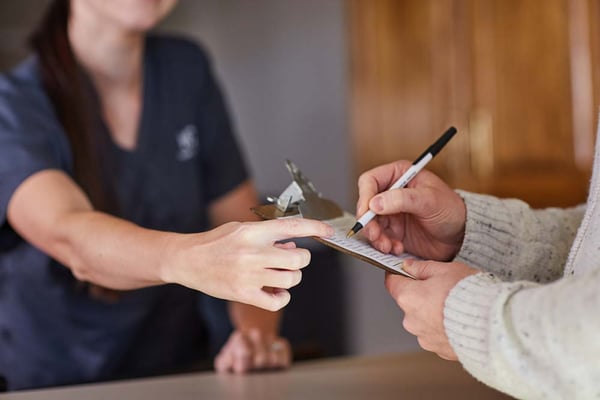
[29,0,119,300]
[29,0,113,213]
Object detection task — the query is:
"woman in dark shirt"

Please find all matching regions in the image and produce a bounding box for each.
[0,0,332,390]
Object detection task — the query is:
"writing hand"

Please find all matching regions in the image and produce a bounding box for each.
[356,160,466,261]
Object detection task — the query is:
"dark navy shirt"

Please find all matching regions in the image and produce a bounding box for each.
[0,35,248,390]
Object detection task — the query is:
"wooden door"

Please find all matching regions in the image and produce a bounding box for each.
[348,0,598,207]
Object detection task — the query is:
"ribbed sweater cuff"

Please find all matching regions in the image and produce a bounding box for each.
[444,272,503,367]
[454,190,520,273]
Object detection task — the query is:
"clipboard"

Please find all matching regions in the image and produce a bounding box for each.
[251,161,416,279]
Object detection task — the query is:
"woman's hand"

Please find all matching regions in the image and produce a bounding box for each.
[356,160,466,261]
[7,168,331,311]
[161,218,334,311]
[215,328,292,373]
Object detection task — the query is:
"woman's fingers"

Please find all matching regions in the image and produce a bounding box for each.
[173,218,333,311]
[247,329,269,369]
[259,268,302,290]
[215,331,251,373]
[251,247,312,271]
[267,338,291,368]
[241,329,291,371]
[274,241,297,250]
[255,218,334,242]
[216,330,293,373]
[247,287,291,312]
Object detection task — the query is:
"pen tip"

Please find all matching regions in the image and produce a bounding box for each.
[346,222,363,238]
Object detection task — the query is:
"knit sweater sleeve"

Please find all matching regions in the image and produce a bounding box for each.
[445,191,596,398]
[444,270,600,399]
[454,190,584,283]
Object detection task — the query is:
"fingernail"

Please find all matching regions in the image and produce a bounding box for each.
[401,259,423,280]
[371,196,383,212]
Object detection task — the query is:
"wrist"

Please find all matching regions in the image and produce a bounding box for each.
[157,232,189,285]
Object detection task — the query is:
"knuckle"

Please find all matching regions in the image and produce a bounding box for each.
[374,238,391,254]
[299,249,311,267]
[282,271,296,289]
[417,337,432,352]
[402,316,415,334]
[236,345,252,359]
[364,224,380,242]
[232,330,244,341]
[289,249,311,269]
[260,290,286,312]
[290,270,302,288]
[294,270,303,286]
[265,302,280,312]
[257,296,278,312]
[391,285,410,310]
[248,327,261,340]
[223,221,252,243]
[357,172,371,188]
[280,217,302,232]
[276,271,295,289]
[395,294,408,310]
[403,315,423,337]
[395,160,412,171]
[274,291,291,311]
[226,220,244,233]
[233,222,254,241]
[421,263,432,276]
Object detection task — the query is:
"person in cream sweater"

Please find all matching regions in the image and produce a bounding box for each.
[355,130,600,399]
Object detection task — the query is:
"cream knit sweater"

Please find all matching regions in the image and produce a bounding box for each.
[445,138,600,398]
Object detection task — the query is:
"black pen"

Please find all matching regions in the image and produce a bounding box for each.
[346,126,458,238]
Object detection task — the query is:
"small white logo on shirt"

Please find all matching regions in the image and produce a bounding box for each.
[176,124,199,161]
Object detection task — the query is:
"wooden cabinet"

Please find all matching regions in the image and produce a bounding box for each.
[348,0,600,207]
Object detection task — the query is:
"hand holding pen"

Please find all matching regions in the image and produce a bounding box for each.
[346,126,456,237]
[351,126,466,261]
[348,127,458,238]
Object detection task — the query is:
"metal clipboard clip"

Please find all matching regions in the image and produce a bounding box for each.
[254,160,344,221]
[251,160,417,279]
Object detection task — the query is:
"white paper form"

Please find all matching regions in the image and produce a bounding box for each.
[317,213,417,279]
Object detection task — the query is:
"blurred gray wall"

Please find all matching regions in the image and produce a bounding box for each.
[0,0,419,357]
[161,0,351,206]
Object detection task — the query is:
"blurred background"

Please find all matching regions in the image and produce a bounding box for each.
[1,0,598,361]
